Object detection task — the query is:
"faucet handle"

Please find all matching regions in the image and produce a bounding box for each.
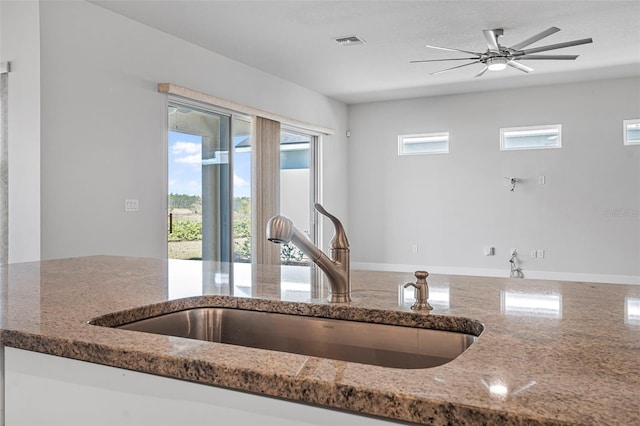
[314,203,349,249]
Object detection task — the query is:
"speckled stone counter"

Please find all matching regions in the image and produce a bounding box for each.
[1,256,639,425]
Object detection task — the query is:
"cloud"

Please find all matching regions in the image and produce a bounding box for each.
[171,141,202,165]
[172,141,201,155]
[175,154,202,165]
[234,174,249,188]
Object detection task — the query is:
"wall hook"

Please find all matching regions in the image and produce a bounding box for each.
[504,177,517,191]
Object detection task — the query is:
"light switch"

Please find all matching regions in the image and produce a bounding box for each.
[125,199,139,212]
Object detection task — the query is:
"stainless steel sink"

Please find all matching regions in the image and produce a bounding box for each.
[116,308,477,369]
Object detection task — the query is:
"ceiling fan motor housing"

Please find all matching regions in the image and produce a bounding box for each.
[413,26,593,77]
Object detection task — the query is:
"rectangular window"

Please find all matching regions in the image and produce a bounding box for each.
[624,119,640,145]
[500,124,561,151]
[398,132,449,155]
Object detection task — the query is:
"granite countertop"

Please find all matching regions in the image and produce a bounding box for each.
[1,255,639,425]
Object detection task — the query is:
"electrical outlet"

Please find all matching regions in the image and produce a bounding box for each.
[530,250,537,259]
[412,244,419,254]
[537,249,545,259]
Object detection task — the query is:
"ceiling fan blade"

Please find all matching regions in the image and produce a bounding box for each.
[483,29,501,52]
[426,45,482,56]
[507,61,534,73]
[517,54,579,60]
[508,27,560,51]
[430,60,481,76]
[411,57,480,63]
[474,66,489,78]
[517,38,593,55]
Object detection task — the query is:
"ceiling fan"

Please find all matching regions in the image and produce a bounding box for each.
[412,27,593,77]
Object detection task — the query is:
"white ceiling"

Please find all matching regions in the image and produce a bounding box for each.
[92,0,640,104]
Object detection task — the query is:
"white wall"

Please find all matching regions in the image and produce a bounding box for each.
[39,1,348,260]
[0,0,41,263]
[10,1,638,284]
[348,77,640,283]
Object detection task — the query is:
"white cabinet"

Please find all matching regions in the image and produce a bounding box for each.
[3,347,401,425]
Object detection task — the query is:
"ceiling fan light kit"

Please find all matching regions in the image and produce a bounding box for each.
[487,57,508,71]
[411,27,593,77]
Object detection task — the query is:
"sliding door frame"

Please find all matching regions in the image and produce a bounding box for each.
[166,95,251,286]
[165,93,323,296]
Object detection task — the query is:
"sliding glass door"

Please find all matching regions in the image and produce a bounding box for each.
[168,101,232,263]
[279,128,319,300]
[168,101,243,296]
[279,129,314,266]
[166,99,318,300]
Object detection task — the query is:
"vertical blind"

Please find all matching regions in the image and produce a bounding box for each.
[251,116,281,267]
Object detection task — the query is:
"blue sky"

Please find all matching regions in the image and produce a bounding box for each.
[168,131,251,197]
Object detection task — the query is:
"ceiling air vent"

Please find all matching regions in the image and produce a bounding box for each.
[334,35,365,46]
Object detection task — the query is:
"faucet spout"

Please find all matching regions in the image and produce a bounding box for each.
[266,204,351,303]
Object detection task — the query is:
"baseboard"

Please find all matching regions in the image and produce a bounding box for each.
[351,262,640,285]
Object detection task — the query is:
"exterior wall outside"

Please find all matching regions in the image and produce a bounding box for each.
[281,168,311,234]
